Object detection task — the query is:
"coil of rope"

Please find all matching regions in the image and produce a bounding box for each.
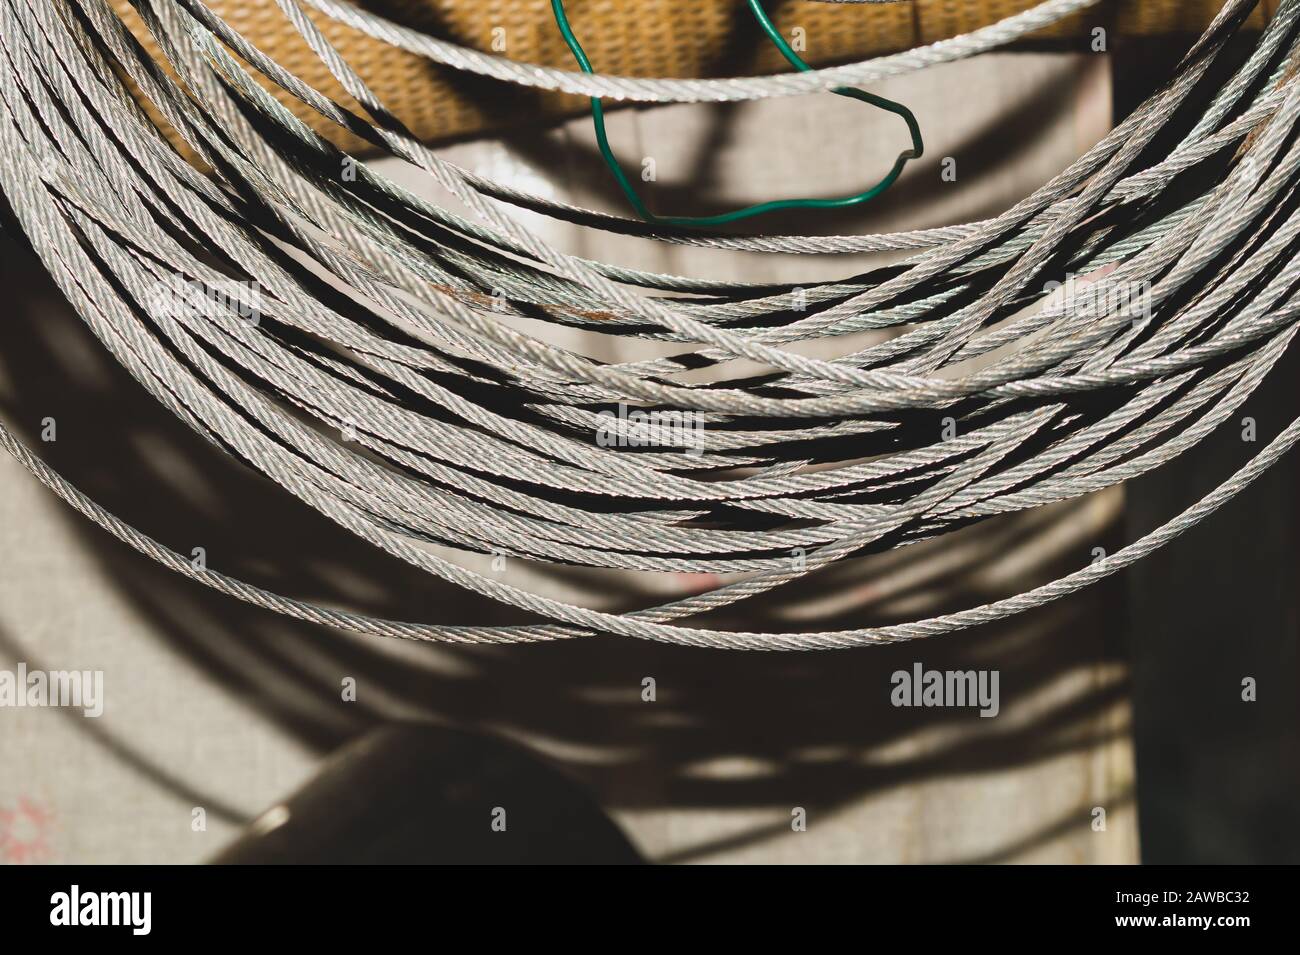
[0,0,1298,649]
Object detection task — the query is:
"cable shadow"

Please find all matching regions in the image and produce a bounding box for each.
[0,211,1131,863]
[0,624,251,825]
[444,46,1091,238]
[945,787,1135,865]
[334,2,1095,239]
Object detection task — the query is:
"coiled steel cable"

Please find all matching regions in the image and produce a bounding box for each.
[0,0,1297,649]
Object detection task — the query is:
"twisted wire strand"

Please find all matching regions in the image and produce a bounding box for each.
[298,0,1105,103]
[0,0,1297,648]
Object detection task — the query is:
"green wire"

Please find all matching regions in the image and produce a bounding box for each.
[550,0,924,229]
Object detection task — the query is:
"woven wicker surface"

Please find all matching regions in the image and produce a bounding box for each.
[112,1,1277,153]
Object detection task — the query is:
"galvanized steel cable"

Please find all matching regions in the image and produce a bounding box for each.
[0,0,1298,649]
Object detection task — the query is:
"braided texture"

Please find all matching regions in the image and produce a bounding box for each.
[1,0,1299,650]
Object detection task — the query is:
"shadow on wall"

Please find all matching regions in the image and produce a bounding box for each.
[0,224,1130,863]
[242,0,1099,238]
[471,47,1088,236]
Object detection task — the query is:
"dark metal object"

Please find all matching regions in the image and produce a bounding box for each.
[213,724,644,864]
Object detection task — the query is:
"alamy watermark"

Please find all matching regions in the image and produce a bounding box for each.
[595,403,705,457]
[147,273,262,326]
[891,663,999,718]
[50,886,150,935]
[1045,272,1152,325]
[0,664,103,718]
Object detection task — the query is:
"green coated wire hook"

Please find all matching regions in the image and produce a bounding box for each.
[550,0,924,229]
